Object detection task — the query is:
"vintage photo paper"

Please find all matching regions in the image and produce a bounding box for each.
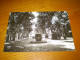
[4,11,75,52]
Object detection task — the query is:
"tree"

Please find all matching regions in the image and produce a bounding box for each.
[6,12,34,42]
[37,12,54,34]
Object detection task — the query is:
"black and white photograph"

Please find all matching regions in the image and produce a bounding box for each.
[4,11,75,52]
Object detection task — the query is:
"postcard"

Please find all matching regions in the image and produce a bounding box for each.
[4,11,75,52]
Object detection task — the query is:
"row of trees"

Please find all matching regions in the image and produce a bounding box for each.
[6,12,34,42]
[6,11,72,42]
[37,11,72,39]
